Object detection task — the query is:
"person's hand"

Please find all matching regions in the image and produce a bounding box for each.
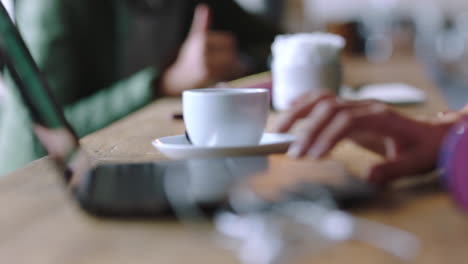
[161,4,245,96]
[274,92,454,186]
[33,125,78,160]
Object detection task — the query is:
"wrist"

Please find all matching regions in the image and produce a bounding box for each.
[160,64,185,97]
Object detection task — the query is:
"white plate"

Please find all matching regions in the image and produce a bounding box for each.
[152,133,296,159]
[340,83,426,104]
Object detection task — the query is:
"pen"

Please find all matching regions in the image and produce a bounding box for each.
[172,113,183,120]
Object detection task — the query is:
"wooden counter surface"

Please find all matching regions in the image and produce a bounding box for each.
[1,56,466,264]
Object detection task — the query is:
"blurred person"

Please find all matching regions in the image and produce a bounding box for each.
[15,0,279,136]
[275,92,468,186]
[0,0,279,176]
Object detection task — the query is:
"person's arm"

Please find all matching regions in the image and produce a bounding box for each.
[161,3,244,95]
[274,92,468,186]
[162,1,281,96]
[62,68,157,137]
[15,0,158,137]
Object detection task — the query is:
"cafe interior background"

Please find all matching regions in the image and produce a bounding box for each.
[1,0,468,109]
[1,0,468,263]
[237,0,468,109]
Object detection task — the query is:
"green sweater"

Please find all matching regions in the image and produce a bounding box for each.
[0,0,278,176]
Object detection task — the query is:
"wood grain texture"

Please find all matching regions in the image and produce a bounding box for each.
[1,56,466,264]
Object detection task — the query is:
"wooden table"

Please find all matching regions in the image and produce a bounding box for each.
[1,56,467,264]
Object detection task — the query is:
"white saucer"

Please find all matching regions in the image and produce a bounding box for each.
[152,133,296,159]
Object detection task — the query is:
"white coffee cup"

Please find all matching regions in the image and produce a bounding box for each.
[272,62,342,110]
[271,33,345,111]
[183,88,269,147]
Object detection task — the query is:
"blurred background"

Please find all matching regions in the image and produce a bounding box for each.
[237,0,468,109]
[2,0,468,109]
